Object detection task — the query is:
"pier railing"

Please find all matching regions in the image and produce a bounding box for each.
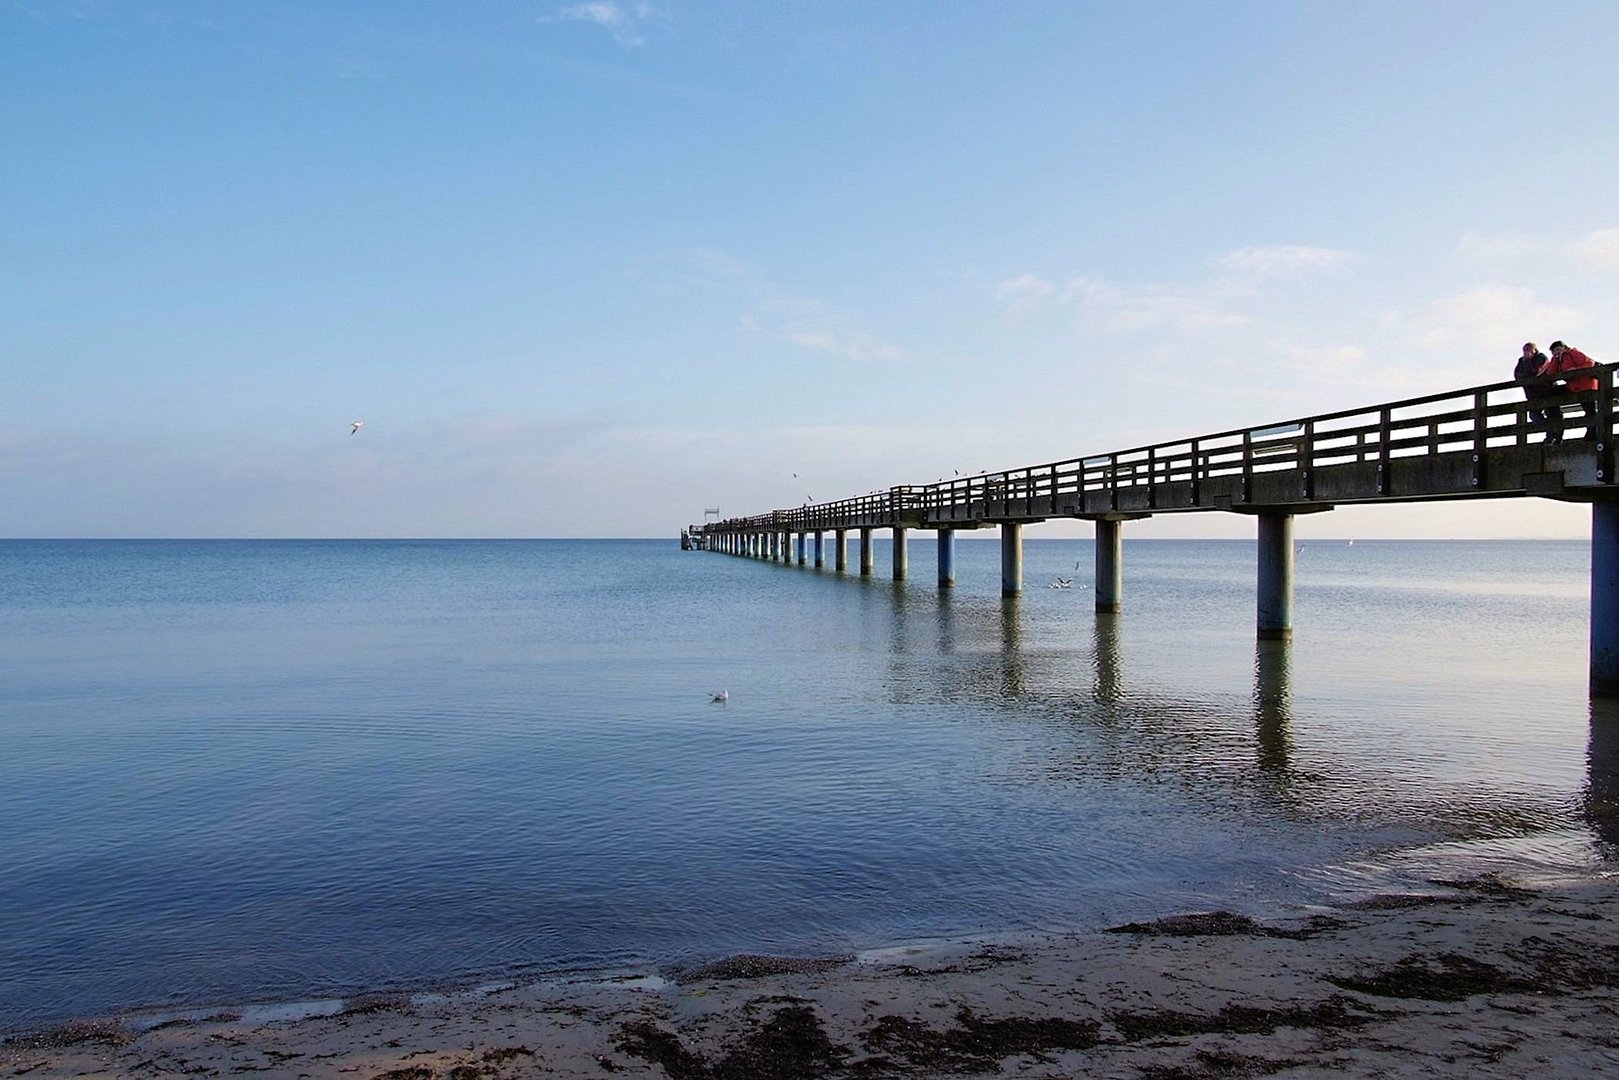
[695,364,1618,538]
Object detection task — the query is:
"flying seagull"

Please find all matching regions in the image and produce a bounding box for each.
[349,421,364,435]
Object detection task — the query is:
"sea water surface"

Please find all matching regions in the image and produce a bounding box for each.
[2,538,1615,1031]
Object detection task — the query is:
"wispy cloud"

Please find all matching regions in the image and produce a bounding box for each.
[548,2,656,47]
[1570,227,1619,271]
[1211,244,1354,277]
[1403,285,1588,355]
[995,242,1356,336]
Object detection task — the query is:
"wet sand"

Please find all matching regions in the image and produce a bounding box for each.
[5,874,1618,1078]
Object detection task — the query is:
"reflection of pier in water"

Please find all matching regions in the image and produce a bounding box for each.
[872,589,1613,856]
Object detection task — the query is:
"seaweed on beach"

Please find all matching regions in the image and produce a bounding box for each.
[340,993,414,1017]
[1108,996,1377,1042]
[676,954,854,983]
[442,1045,538,1079]
[2,1019,134,1051]
[1340,893,1453,911]
[1427,874,1538,903]
[1329,951,1530,1000]
[617,1004,848,1080]
[857,1006,1101,1075]
[1136,1048,1311,1079]
[1104,911,1342,940]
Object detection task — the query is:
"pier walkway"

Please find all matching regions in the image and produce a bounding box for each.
[685,366,1619,695]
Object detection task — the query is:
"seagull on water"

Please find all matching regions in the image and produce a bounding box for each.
[350,421,364,435]
[710,690,729,704]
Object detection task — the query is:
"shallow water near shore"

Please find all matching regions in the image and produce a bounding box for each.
[2,537,1615,1033]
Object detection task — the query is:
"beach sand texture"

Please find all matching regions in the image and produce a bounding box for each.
[6,875,1618,1079]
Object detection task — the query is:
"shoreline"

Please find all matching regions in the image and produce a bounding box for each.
[6,872,1619,1078]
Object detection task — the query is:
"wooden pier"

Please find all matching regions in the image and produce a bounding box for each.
[688,367,1619,694]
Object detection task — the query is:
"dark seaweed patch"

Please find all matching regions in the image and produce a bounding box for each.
[1110,996,1376,1042]
[617,1004,848,1080]
[677,954,854,983]
[859,1007,1100,1074]
[1105,911,1342,940]
[2,1020,134,1051]
[1330,951,1528,1000]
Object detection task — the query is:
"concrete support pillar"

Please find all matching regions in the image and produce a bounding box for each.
[1592,502,1619,695]
[860,528,874,576]
[1095,519,1123,614]
[814,531,824,568]
[834,529,848,572]
[796,532,806,565]
[937,528,956,588]
[892,527,909,580]
[1257,512,1295,641]
[781,530,791,562]
[1001,522,1023,597]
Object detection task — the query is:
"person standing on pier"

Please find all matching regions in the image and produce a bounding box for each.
[1546,340,1599,444]
[1516,342,1553,430]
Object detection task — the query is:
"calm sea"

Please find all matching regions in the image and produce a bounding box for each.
[2,538,1614,1031]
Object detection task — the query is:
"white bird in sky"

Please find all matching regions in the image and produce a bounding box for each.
[710,690,729,704]
[349,421,364,435]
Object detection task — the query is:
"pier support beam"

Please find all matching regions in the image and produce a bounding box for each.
[834,529,848,572]
[892,527,908,581]
[937,528,956,588]
[860,528,874,576]
[796,532,806,565]
[1592,501,1619,695]
[1001,522,1023,596]
[1256,511,1295,641]
[781,530,791,563]
[814,531,824,568]
[1094,519,1123,613]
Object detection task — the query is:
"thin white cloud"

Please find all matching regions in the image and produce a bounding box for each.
[1405,285,1588,355]
[549,2,655,46]
[782,329,905,363]
[1569,227,1619,271]
[1457,230,1546,266]
[995,272,1056,314]
[1062,276,1250,335]
[996,242,1354,334]
[1212,244,1354,277]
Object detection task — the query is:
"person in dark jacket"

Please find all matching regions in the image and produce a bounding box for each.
[1516,342,1553,430]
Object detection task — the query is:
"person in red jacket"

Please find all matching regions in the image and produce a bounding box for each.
[1545,340,1600,444]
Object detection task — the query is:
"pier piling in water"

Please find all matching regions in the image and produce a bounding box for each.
[1094,518,1123,614]
[937,528,956,588]
[1256,512,1295,641]
[1593,502,1619,695]
[892,527,908,581]
[1001,522,1022,596]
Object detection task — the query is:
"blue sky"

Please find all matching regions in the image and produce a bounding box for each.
[4,1,1617,538]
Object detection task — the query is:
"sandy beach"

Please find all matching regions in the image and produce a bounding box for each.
[6,872,1618,1079]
